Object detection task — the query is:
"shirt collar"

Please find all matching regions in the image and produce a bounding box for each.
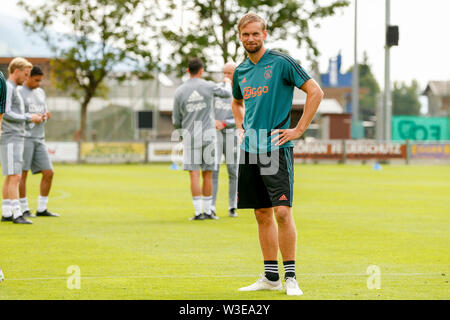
[248,48,270,66]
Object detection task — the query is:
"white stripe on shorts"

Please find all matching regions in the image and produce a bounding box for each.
[7,143,14,175]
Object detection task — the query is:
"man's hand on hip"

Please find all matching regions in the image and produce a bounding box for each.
[270,128,304,146]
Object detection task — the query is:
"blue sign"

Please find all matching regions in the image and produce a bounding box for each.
[320,53,353,88]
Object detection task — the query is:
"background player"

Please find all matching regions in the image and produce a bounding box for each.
[1,58,43,224]
[18,66,59,218]
[172,58,231,221]
[211,62,239,218]
[231,13,323,295]
[0,69,6,280]
[0,69,6,122]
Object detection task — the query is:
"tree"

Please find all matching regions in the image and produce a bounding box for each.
[18,0,160,140]
[392,80,421,115]
[161,0,350,75]
[347,52,380,120]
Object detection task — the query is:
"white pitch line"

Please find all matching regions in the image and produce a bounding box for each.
[1,274,255,281]
[3,273,445,282]
[51,190,72,200]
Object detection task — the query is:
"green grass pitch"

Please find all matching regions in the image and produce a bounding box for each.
[0,163,448,300]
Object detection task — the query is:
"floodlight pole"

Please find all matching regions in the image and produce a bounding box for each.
[384,0,392,141]
[352,0,359,123]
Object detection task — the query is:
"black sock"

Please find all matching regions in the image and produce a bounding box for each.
[264,260,279,281]
[283,260,296,279]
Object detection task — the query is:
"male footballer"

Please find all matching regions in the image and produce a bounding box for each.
[232,13,323,295]
[0,69,5,280]
[211,62,239,218]
[1,58,43,224]
[172,58,232,221]
[0,69,6,123]
[18,66,59,218]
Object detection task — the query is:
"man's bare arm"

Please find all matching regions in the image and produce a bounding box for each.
[271,79,323,146]
[231,97,245,142]
[231,98,245,129]
[293,78,324,135]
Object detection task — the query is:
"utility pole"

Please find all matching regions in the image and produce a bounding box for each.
[383,0,399,141]
[376,93,384,141]
[384,0,391,141]
[352,0,359,124]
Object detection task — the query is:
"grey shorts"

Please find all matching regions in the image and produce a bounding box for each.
[183,141,217,171]
[0,136,24,176]
[23,139,53,174]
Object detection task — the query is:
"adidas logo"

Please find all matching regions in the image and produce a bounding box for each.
[187,90,204,103]
[279,194,288,201]
[242,77,247,83]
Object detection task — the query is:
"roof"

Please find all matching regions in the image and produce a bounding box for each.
[292,88,343,114]
[424,81,450,97]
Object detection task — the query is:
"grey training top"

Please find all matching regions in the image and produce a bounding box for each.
[1,79,32,138]
[213,81,236,129]
[18,85,48,139]
[172,78,231,147]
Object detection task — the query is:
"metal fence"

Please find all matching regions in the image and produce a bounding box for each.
[45,76,172,141]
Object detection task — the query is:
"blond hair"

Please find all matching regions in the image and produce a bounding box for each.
[237,12,266,32]
[8,57,33,74]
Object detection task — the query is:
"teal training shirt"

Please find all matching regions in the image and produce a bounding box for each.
[232,49,311,153]
[0,71,6,114]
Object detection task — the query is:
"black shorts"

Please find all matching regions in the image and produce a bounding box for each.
[237,147,294,209]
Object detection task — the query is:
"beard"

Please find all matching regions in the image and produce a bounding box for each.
[243,43,262,54]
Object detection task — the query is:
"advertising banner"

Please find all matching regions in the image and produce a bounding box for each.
[392,116,449,142]
[345,141,406,159]
[46,142,79,162]
[411,143,450,159]
[148,142,182,163]
[293,140,406,159]
[293,140,342,159]
[80,142,146,163]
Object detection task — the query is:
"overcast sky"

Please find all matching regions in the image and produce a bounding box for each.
[2,0,449,91]
[305,0,450,90]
